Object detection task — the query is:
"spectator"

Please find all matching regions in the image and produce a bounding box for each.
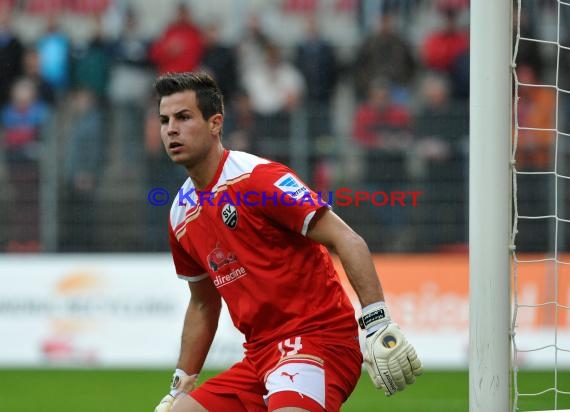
[420,8,469,75]
[200,22,238,105]
[71,17,113,101]
[242,43,305,163]
[516,64,556,172]
[515,64,557,252]
[108,8,153,101]
[149,2,204,75]
[60,88,104,251]
[223,88,255,152]
[514,8,543,80]
[143,96,186,251]
[294,14,338,137]
[353,11,416,102]
[108,7,154,167]
[0,5,24,107]
[294,14,339,188]
[22,47,56,106]
[351,78,413,250]
[352,79,411,149]
[413,74,468,168]
[236,13,271,78]
[559,24,570,133]
[450,48,469,100]
[436,0,469,13]
[1,78,50,252]
[36,15,71,98]
[412,73,468,249]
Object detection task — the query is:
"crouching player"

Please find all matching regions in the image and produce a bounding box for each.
[152,71,422,412]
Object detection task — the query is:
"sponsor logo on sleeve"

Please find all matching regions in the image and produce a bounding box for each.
[273,173,309,199]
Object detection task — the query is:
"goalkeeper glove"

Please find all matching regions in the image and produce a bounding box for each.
[358,302,423,396]
[154,369,198,412]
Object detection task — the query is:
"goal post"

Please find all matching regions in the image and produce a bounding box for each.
[469,0,513,410]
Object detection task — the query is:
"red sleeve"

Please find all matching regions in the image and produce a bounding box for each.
[169,225,208,282]
[248,163,329,235]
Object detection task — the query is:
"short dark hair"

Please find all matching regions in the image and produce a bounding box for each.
[154,72,224,120]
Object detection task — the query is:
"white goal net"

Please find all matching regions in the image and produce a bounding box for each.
[512,0,570,410]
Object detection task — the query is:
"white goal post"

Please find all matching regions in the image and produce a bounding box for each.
[469,0,513,411]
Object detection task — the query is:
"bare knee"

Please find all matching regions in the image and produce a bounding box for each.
[170,394,208,412]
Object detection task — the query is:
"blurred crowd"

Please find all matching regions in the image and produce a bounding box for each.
[0,0,565,253]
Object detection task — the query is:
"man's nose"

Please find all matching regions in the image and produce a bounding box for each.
[167,119,179,135]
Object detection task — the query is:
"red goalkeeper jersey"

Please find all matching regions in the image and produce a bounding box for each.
[169,150,358,350]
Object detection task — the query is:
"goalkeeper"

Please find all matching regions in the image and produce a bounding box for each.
[153,72,422,412]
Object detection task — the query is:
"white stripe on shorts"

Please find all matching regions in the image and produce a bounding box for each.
[264,358,325,408]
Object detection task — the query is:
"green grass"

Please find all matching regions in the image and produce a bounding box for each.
[0,369,568,411]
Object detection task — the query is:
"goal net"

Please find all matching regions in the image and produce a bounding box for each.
[512,0,570,410]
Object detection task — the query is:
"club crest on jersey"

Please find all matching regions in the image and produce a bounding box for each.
[273,173,309,199]
[221,203,238,229]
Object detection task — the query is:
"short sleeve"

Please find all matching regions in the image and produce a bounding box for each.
[169,225,209,282]
[248,163,329,235]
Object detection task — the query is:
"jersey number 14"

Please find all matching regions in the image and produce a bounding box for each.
[277,337,303,357]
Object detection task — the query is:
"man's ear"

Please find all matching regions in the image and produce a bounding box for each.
[210,114,223,136]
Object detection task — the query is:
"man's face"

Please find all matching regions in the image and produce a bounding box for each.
[159,90,218,168]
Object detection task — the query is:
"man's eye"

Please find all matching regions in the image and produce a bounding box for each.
[159,117,168,125]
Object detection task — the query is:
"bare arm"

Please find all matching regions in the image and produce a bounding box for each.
[308,210,424,394]
[176,277,222,374]
[154,277,221,410]
[306,208,384,307]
